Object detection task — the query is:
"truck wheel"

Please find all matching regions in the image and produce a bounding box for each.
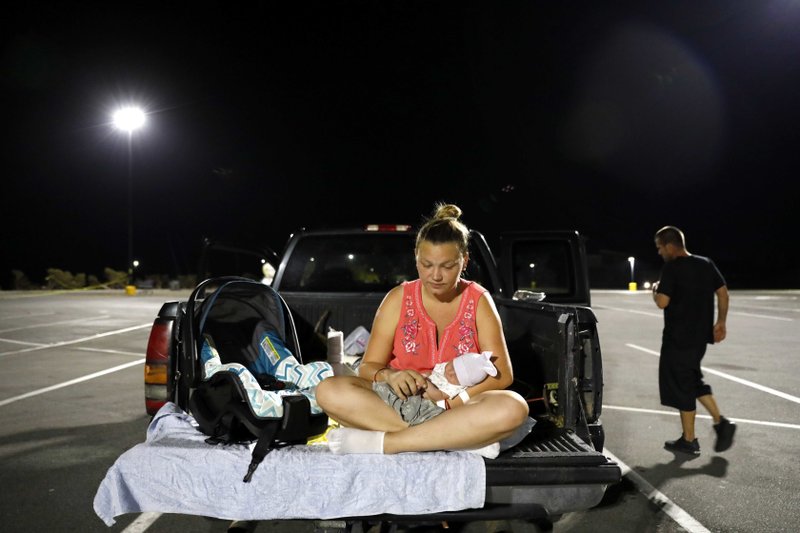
[508,518,553,533]
[227,520,259,532]
[589,422,605,452]
[313,520,367,533]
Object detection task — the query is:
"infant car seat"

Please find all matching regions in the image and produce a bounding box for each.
[184,277,331,482]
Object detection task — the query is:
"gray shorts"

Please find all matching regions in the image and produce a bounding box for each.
[372,381,444,426]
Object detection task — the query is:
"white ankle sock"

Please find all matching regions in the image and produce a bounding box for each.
[327,428,385,454]
[454,442,500,459]
[327,428,498,458]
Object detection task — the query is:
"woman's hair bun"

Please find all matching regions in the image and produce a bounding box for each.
[416,202,470,255]
[433,203,462,220]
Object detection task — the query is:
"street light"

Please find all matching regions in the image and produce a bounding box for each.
[628,256,636,291]
[113,107,146,132]
[112,106,146,287]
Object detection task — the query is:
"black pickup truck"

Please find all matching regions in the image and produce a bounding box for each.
[144,225,620,528]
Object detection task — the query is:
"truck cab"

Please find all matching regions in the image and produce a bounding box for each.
[269,227,603,447]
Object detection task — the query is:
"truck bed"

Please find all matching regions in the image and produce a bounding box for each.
[329,431,619,525]
[282,291,621,519]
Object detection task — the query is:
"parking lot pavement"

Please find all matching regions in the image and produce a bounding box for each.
[0,290,185,532]
[1,289,799,532]
[584,290,800,533]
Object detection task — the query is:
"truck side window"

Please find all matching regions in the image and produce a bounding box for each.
[511,241,574,296]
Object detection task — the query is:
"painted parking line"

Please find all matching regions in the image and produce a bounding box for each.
[594,305,663,318]
[75,346,144,358]
[604,404,800,430]
[121,511,162,533]
[0,337,47,347]
[729,311,793,321]
[0,314,110,334]
[599,305,792,322]
[602,448,711,533]
[0,311,56,321]
[626,343,800,405]
[0,359,145,407]
[0,323,152,357]
[734,303,800,313]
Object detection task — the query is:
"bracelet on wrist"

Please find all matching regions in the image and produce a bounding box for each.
[373,367,389,383]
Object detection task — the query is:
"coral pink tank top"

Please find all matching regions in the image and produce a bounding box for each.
[390,279,487,373]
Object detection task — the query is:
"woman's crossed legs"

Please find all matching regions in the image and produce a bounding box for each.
[316,375,529,456]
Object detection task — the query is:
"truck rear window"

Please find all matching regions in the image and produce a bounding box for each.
[279,234,419,292]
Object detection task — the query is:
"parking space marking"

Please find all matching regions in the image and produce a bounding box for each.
[600,305,792,322]
[595,305,663,318]
[734,303,800,313]
[121,511,162,533]
[0,323,151,357]
[605,405,800,430]
[75,346,144,358]
[0,311,56,320]
[626,343,800,405]
[603,448,711,533]
[0,337,47,347]
[0,359,144,407]
[0,314,110,334]
[729,311,793,321]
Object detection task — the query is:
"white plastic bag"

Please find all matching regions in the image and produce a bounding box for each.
[343,326,370,356]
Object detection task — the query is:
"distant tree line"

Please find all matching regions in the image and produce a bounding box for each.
[8,268,197,291]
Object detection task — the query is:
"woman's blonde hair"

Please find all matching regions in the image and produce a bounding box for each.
[415,203,470,256]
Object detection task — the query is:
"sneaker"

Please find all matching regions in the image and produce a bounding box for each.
[714,416,736,452]
[664,435,701,455]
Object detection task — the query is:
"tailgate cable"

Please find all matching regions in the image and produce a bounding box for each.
[574,376,594,450]
[573,307,595,450]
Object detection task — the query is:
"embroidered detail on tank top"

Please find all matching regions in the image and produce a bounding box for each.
[455,297,478,355]
[401,293,420,355]
[394,280,483,369]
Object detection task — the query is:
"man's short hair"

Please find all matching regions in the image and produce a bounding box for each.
[655,226,686,248]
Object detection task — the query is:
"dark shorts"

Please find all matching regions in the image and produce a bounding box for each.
[659,342,713,411]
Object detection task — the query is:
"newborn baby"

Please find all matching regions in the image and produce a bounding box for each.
[370,351,497,427]
[427,351,497,404]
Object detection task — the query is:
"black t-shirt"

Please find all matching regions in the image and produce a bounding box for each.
[657,255,726,347]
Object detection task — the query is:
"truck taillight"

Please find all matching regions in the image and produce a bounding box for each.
[146,319,172,363]
[145,318,173,415]
[145,363,167,384]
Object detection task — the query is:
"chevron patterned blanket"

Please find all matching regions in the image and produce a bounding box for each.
[200,334,333,417]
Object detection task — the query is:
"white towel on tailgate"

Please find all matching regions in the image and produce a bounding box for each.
[93,403,485,526]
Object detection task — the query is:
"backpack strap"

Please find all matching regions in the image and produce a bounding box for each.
[241,395,313,482]
[243,421,280,483]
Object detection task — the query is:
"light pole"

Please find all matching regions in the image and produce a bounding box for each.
[628,256,636,291]
[112,106,146,287]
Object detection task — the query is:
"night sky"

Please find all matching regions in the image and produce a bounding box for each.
[3,1,799,290]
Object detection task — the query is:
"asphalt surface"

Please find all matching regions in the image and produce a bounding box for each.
[0,289,798,532]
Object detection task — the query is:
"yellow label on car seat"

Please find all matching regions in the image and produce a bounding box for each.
[260,335,282,365]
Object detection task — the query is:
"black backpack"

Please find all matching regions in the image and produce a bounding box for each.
[183,277,329,482]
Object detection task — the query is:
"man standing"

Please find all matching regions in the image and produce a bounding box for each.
[652,226,736,455]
